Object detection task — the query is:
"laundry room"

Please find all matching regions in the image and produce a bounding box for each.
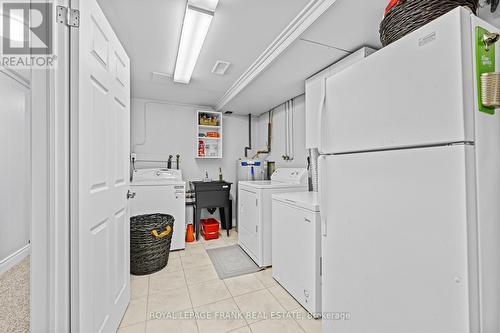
[3,0,500,333]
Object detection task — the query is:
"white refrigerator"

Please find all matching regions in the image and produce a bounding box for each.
[318,7,500,333]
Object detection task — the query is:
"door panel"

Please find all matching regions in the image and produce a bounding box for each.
[272,201,315,310]
[320,8,473,154]
[238,189,259,258]
[321,145,475,332]
[72,0,131,331]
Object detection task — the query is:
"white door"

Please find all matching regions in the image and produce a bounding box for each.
[319,145,478,332]
[319,8,473,155]
[238,188,259,259]
[71,0,131,331]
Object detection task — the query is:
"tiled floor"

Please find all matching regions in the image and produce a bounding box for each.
[119,231,321,333]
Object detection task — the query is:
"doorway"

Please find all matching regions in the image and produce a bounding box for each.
[0,68,31,331]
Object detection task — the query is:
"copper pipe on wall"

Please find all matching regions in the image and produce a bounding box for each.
[252,110,273,158]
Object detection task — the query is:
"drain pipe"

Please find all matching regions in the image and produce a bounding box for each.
[252,110,273,158]
[244,114,252,158]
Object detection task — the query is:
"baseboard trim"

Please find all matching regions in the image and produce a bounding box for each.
[0,244,30,275]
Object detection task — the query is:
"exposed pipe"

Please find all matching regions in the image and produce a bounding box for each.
[244,114,252,158]
[283,99,295,161]
[283,101,290,161]
[289,99,295,161]
[252,110,273,158]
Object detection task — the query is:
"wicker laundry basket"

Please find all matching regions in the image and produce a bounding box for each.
[130,213,175,275]
[380,0,479,46]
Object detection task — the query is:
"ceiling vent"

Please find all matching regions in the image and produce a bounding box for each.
[151,71,173,84]
[212,60,231,75]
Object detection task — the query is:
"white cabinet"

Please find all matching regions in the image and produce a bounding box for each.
[197,110,223,158]
[305,47,376,149]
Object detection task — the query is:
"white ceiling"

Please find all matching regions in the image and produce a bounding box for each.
[223,0,389,114]
[223,39,349,114]
[97,0,311,107]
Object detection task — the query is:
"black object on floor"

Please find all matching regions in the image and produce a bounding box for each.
[220,199,233,230]
[130,213,174,275]
[191,181,232,240]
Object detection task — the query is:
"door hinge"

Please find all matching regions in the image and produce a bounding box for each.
[320,257,322,276]
[255,198,258,206]
[255,225,258,233]
[56,5,80,27]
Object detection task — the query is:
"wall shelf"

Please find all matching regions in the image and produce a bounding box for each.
[197,110,223,159]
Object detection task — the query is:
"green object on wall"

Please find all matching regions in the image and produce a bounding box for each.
[476,26,496,115]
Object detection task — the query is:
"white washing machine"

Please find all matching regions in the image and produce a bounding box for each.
[130,169,186,251]
[238,168,308,267]
[272,192,321,316]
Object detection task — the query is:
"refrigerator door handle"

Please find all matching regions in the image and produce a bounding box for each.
[317,77,327,154]
[318,155,327,237]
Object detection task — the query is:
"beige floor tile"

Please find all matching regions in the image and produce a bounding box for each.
[291,307,322,333]
[118,321,146,333]
[180,243,207,257]
[233,289,285,324]
[227,326,251,333]
[146,309,198,333]
[150,257,183,275]
[194,298,246,333]
[147,287,192,314]
[121,297,148,327]
[249,318,304,333]
[268,284,301,311]
[188,279,232,307]
[225,238,238,245]
[169,251,181,259]
[253,268,276,287]
[131,276,149,300]
[201,238,227,249]
[184,264,219,285]
[181,252,212,269]
[149,270,187,294]
[224,274,265,297]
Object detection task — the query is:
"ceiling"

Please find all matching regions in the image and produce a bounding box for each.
[223,0,389,114]
[97,0,311,107]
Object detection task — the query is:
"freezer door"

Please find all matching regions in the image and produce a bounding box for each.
[319,7,474,154]
[320,145,478,332]
[272,199,321,314]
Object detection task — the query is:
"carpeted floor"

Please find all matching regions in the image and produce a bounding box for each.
[0,256,30,333]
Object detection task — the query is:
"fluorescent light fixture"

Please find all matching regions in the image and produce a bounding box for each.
[174,4,216,84]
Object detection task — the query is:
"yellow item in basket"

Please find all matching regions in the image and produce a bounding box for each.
[151,225,172,239]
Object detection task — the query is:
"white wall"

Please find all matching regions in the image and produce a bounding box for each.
[479,7,500,27]
[0,70,30,273]
[254,94,308,169]
[131,98,258,224]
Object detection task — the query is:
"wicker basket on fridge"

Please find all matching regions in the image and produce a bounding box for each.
[130,213,175,275]
[380,0,479,47]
